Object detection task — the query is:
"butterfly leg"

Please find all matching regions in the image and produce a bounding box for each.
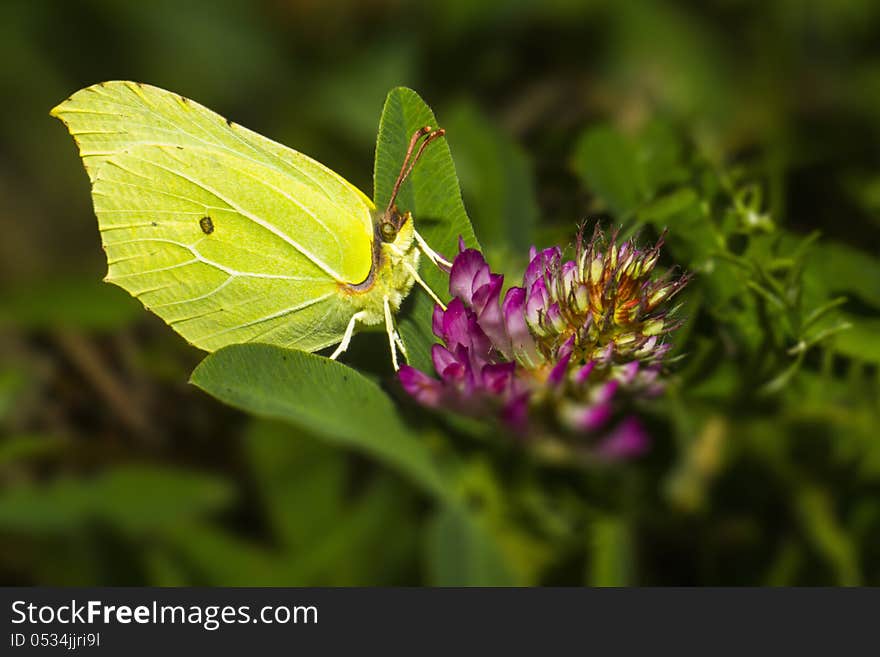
[413,228,453,270]
[383,295,407,371]
[395,327,409,361]
[329,310,368,361]
[402,261,447,310]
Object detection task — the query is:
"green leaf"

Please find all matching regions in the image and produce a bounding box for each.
[446,101,538,251]
[96,466,234,533]
[244,419,348,550]
[0,465,233,534]
[159,522,279,585]
[0,278,140,330]
[397,293,437,373]
[637,187,699,223]
[807,241,880,309]
[373,87,479,368]
[794,485,861,586]
[374,87,478,253]
[425,503,519,586]
[190,344,450,500]
[572,124,649,217]
[636,119,690,192]
[277,476,418,585]
[162,475,418,586]
[243,419,419,585]
[586,515,635,586]
[831,315,880,364]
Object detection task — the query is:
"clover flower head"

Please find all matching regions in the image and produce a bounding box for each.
[399,225,691,462]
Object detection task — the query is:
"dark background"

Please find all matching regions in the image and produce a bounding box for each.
[1,0,879,585]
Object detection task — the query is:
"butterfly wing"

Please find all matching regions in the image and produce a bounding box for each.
[52,82,375,352]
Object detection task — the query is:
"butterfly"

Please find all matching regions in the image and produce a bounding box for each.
[51,81,450,370]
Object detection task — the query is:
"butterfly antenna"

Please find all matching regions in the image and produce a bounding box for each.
[384,126,446,217]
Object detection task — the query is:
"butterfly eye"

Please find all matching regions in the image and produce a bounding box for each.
[380,221,398,243]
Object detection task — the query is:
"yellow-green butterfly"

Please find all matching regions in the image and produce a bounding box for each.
[51,81,450,369]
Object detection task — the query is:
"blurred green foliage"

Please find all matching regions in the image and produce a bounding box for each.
[1,0,880,585]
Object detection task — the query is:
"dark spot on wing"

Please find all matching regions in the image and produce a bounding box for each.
[226,118,233,127]
[200,216,214,235]
[151,221,158,227]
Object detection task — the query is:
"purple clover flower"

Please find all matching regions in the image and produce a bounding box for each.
[399,225,691,462]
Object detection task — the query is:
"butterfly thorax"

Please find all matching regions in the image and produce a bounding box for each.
[339,212,419,326]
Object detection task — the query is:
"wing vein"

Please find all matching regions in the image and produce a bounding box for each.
[124,153,345,281]
[192,292,335,344]
[106,237,326,281]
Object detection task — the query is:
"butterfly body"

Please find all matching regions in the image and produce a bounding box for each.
[52,81,437,365]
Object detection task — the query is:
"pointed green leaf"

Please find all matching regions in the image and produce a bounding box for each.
[807,241,880,309]
[190,344,450,500]
[425,503,519,586]
[795,485,861,586]
[0,466,233,534]
[374,87,478,369]
[244,419,348,550]
[587,515,635,586]
[572,125,649,218]
[831,316,880,364]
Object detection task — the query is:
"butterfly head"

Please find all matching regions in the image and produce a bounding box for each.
[378,205,408,244]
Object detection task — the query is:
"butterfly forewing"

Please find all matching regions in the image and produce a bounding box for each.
[52,81,378,352]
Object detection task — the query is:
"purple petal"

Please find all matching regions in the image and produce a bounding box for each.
[398,365,444,407]
[525,279,549,331]
[432,304,445,339]
[653,342,672,361]
[431,344,462,381]
[547,348,573,387]
[575,360,596,384]
[502,286,542,367]
[523,246,562,290]
[557,335,575,360]
[455,340,489,393]
[639,366,660,384]
[596,342,614,365]
[471,273,502,316]
[561,260,578,299]
[464,312,493,367]
[449,249,488,305]
[634,335,657,357]
[438,298,470,350]
[545,302,565,333]
[596,379,620,404]
[501,392,531,432]
[619,361,640,384]
[481,361,516,394]
[441,361,467,384]
[596,417,650,460]
[567,401,613,431]
[472,275,511,357]
[471,263,491,297]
